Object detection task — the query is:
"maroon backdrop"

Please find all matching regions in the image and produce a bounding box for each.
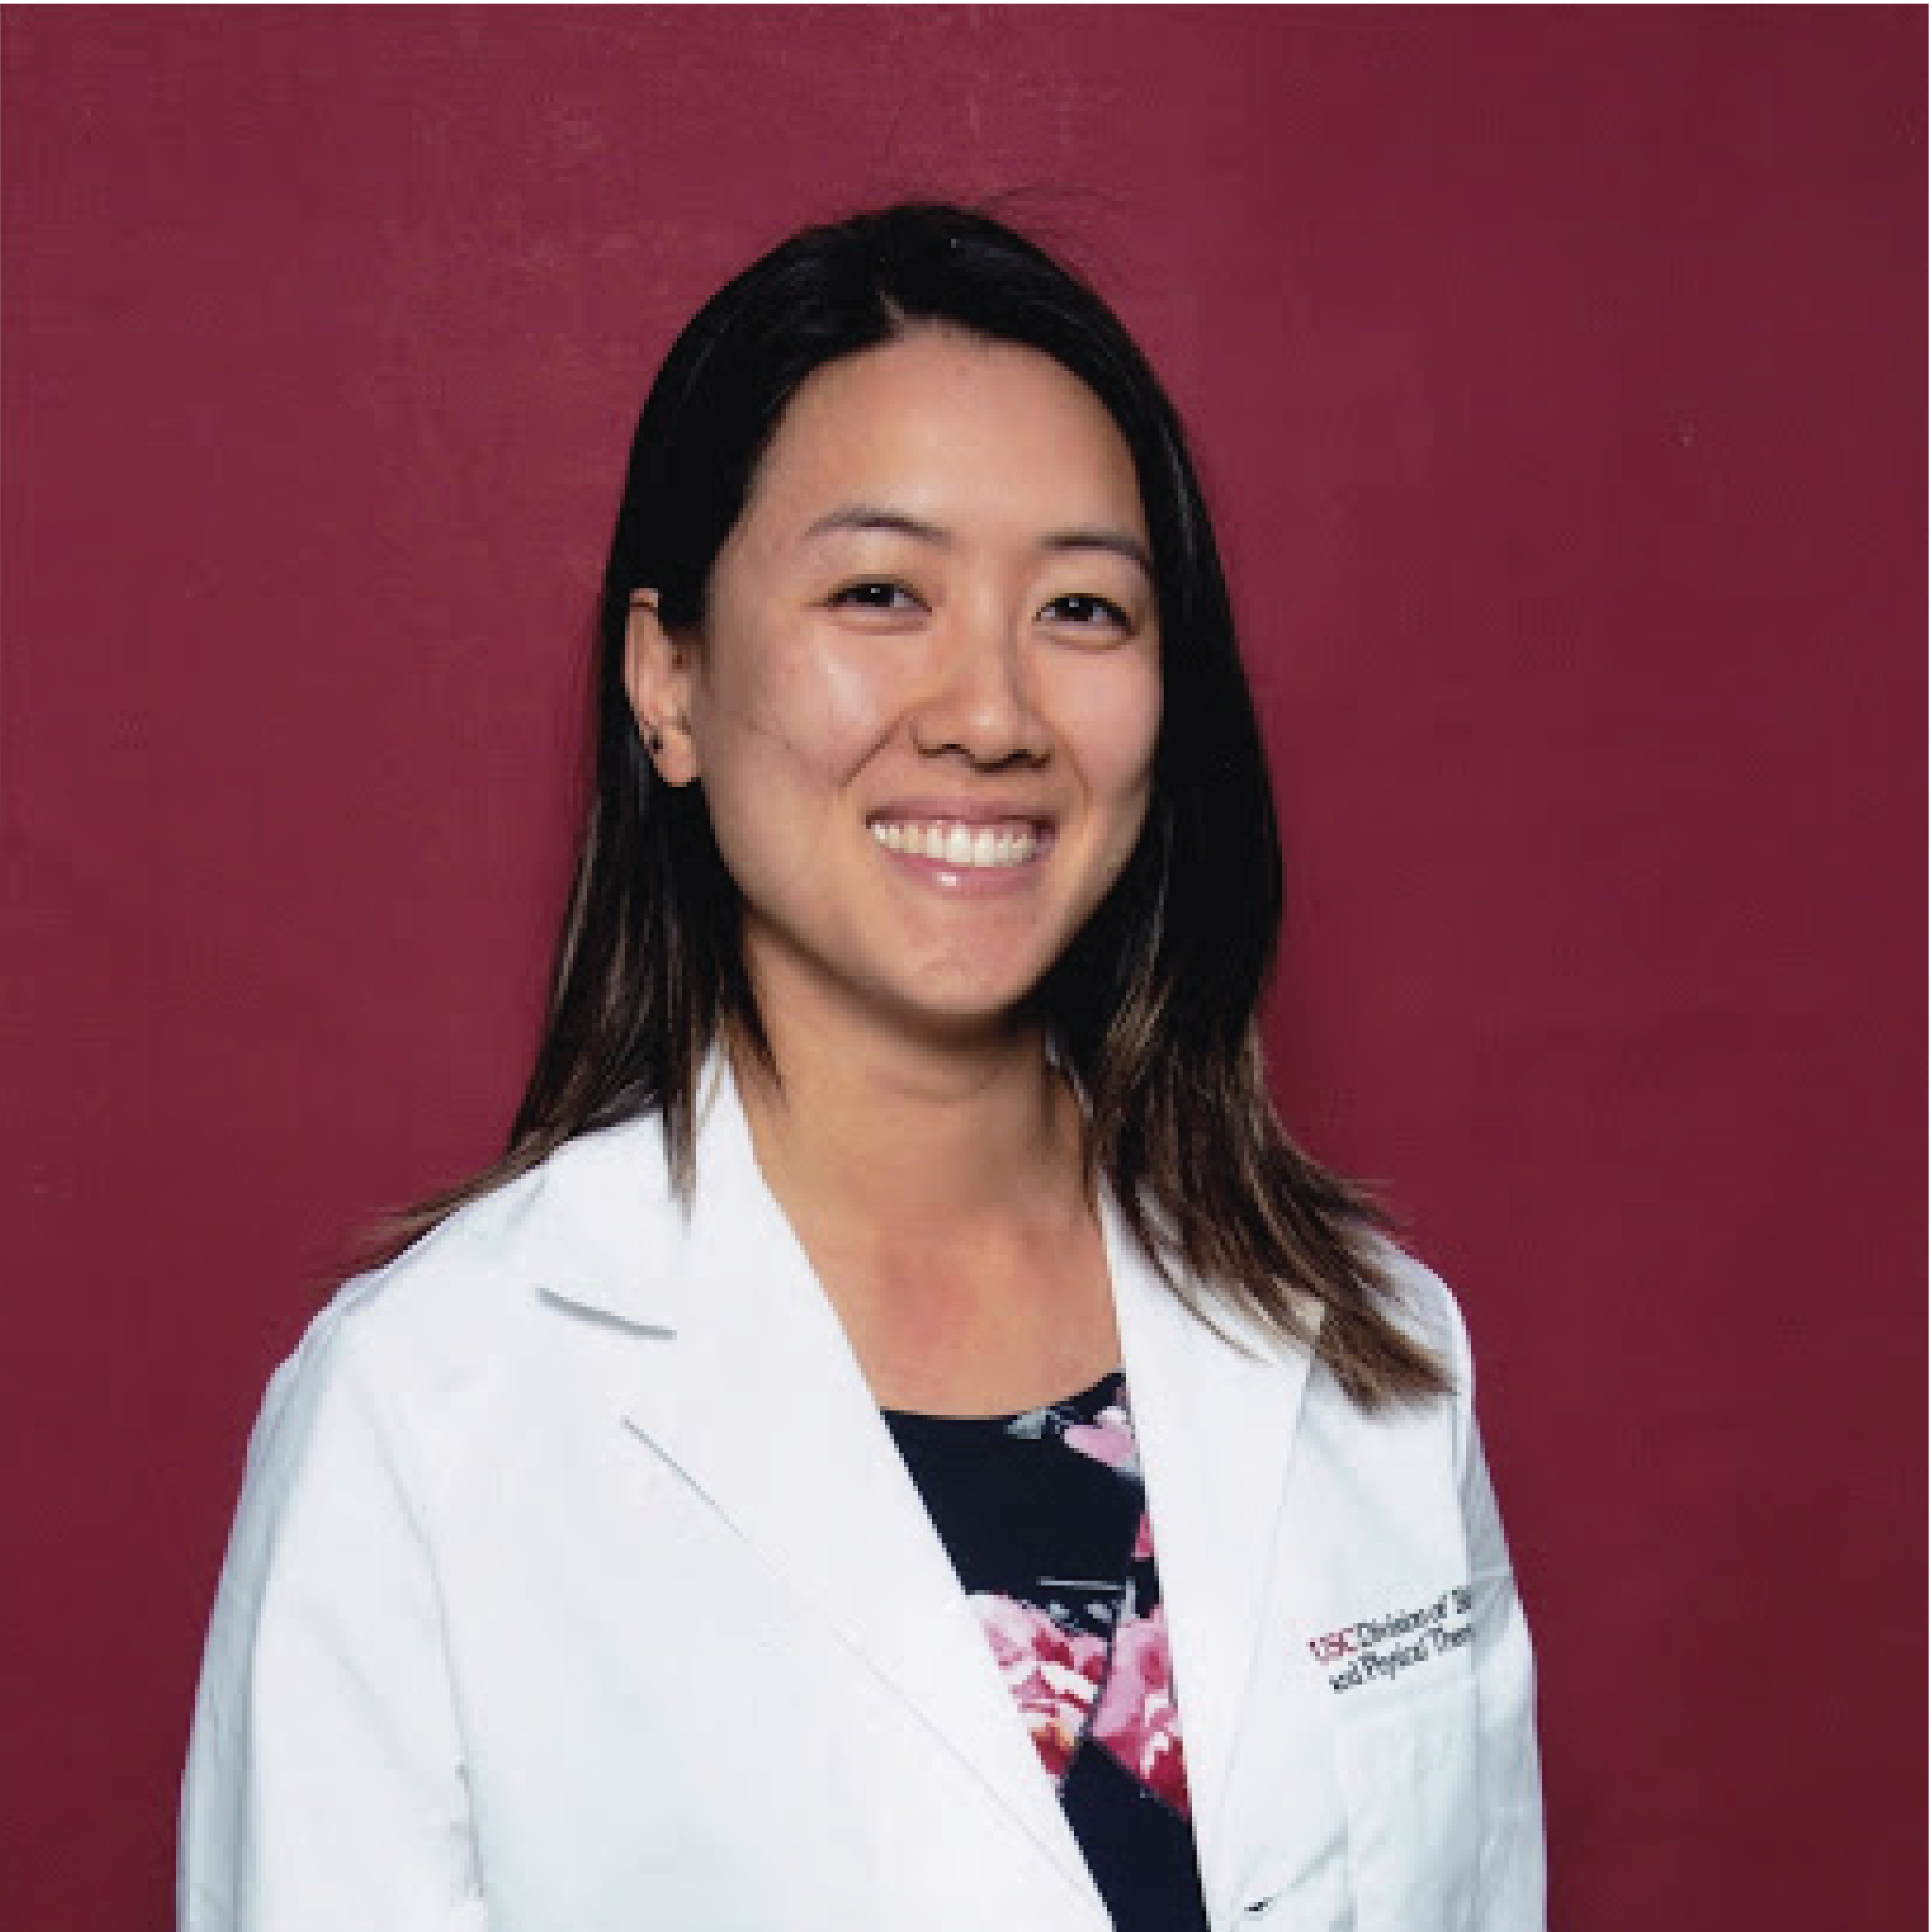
[3,10,1923,1930]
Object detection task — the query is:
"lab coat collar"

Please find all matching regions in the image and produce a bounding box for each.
[506,1062,728,1336]
[520,1065,1107,1919]
[517,1063,1319,1925]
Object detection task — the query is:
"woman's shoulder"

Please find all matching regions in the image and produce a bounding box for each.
[204,1113,691,1643]
[1357,1233,1476,1397]
[260,1114,679,1441]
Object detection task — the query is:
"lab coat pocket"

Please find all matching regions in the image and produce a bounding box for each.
[1331,1678,1479,1932]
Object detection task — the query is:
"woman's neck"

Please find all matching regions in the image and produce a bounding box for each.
[733,1010,1081,1243]
[729,1002,1120,1416]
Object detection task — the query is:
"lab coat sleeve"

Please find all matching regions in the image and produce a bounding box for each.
[1448,1305,1547,1929]
[179,1297,488,1932]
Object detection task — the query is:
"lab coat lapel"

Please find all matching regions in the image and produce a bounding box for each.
[531,1073,1102,1919]
[1108,1204,1315,1908]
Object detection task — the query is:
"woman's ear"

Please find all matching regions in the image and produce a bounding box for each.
[623,591,701,786]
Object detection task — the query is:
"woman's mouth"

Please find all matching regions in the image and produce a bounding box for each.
[867,818,1046,870]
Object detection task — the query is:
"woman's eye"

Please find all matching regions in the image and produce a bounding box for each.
[1041,592,1130,631]
[829,580,920,613]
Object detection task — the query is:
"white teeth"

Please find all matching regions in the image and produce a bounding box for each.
[869,820,1041,868]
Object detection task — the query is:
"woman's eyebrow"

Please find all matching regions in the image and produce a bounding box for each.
[1043,528,1155,579]
[805,505,948,546]
[805,504,1153,579]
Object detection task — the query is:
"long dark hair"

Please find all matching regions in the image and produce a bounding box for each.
[389,203,1443,1407]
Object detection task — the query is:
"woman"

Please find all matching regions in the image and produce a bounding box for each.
[180,204,1543,1932]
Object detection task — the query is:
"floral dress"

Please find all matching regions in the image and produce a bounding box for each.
[884,1372,1209,1932]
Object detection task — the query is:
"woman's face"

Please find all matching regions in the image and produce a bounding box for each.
[628,327,1162,1049]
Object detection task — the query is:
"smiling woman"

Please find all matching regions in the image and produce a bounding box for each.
[627,332,1162,1072]
[179,205,1545,1932]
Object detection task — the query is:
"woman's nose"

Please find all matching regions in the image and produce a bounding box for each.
[909,601,1052,767]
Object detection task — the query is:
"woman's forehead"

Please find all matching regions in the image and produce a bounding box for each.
[737,330,1150,550]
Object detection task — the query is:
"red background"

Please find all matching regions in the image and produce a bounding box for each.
[3,9,1923,1929]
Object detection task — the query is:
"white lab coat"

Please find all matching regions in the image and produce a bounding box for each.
[179,1067,1544,1932]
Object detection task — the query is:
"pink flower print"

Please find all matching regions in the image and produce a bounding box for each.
[1092,1605,1191,1817]
[975,1595,1107,1783]
[1131,1510,1155,1563]
[1063,1398,1139,1477]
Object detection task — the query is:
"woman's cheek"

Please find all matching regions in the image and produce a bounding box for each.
[707,627,887,777]
[1077,656,1163,808]
[785,639,899,768]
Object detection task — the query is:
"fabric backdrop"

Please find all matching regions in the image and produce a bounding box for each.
[3,9,1922,1930]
